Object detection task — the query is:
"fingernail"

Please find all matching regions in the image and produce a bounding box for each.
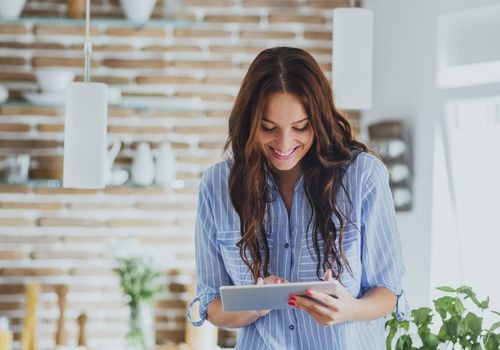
[274,278,279,283]
[306,290,313,296]
[288,302,295,306]
[289,296,296,301]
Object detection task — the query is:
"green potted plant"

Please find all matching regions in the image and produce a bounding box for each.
[113,257,163,350]
[386,286,499,350]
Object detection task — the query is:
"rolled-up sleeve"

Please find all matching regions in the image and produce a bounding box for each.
[187,178,231,327]
[359,162,409,320]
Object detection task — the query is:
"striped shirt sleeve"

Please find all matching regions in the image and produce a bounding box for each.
[187,177,231,326]
[359,161,409,320]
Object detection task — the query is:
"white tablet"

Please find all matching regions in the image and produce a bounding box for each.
[220,280,338,312]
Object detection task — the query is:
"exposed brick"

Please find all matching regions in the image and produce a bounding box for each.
[209,45,265,54]
[306,0,352,9]
[30,251,101,259]
[108,108,137,118]
[36,123,62,132]
[0,268,66,276]
[0,105,62,116]
[169,283,188,293]
[0,202,62,210]
[172,60,233,70]
[69,268,115,276]
[244,0,300,8]
[34,25,100,36]
[29,168,63,180]
[0,184,29,193]
[305,47,332,55]
[32,155,62,166]
[175,91,234,102]
[203,76,241,85]
[0,25,29,34]
[106,219,174,227]
[174,29,231,38]
[0,235,59,244]
[142,110,205,119]
[105,27,166,38]
[142,45,202,52]
[0,123,31,132]
[0,218,34,227]
[136,75,200,85]
[183,0,234,6]
[198,141,226,149]
[175,125,228,134]
[156,330,185,343]
[74,74,130,85]
[103,186,167,195]
[240,30,295,39]
[204,15,260,23]
[61,235,109,243]
[108,125,170,134]
[34,187,98,195]
[37,217,105,227]
[269,14,327,24]
[0,251,26,259]
[0,72,36,82]
[0,284,24,294]
[32,56,99,68]
[102,58,168,69]
[135,202,196,211]
[207,110,230,118]
[304,30,332,41]
[66,202,131,210]
[0,56,26,66]
[70,44,135,52]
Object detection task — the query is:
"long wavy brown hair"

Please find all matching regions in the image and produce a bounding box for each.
[224,47,369,282]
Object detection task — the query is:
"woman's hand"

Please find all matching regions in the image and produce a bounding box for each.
[288,269,360,326]
[255,275,288,317]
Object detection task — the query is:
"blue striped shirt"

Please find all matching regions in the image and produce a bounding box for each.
[188,152,407,349]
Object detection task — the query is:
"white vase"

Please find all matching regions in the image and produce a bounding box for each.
[154,142,176,187]
[119,0,156,22]
[0,0,27,18]
[131,143,155,186]
[0,85,8,104]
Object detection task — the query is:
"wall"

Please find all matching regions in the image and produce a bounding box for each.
[0,0,360,349]
[363,0,500,308]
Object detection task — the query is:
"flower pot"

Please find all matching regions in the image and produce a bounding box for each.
[119,0,156,22]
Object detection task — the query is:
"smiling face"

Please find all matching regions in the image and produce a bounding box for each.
[258,93,314,172]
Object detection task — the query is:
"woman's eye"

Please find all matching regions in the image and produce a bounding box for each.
[294,124,309,132]
[261,126,276,132]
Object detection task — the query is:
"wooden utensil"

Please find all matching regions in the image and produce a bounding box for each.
[55,285,68,346]
[77,313,88,346]
[20,283,40,350]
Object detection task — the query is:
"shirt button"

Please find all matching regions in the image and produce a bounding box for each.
[284,243,289,248]
[289,324,294,330]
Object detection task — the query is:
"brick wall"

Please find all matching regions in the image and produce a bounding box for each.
[0,0,360,349]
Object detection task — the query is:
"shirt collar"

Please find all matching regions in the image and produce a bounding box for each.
[264,163,304,193]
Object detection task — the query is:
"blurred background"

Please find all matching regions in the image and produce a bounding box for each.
[0,0,498,349]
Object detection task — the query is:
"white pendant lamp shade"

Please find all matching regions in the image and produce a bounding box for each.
[332,8,374,110]
[63,82,108,189]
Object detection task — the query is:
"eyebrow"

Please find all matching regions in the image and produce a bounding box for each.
[261,117,309,125]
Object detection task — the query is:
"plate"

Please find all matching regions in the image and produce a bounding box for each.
[23,91,65,106]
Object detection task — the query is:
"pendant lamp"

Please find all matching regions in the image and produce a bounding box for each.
[63,0,108,189]
[332,1,373,110]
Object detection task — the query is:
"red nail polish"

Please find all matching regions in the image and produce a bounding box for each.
[288,301,295,306]
[274,278,279,283]
[306,290,313,296]
[289,296,296,301]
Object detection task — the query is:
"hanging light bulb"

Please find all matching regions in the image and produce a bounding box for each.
[332,1,373,110]
[63,0,108,189]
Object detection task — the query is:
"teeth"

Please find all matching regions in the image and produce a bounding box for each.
[272,147,296,156]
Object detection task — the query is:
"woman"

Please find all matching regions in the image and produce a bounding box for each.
[187,47,407,349]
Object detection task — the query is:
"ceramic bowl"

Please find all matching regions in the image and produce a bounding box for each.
[36,69,75,93]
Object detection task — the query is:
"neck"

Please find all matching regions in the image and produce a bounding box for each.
[270,162,303,191]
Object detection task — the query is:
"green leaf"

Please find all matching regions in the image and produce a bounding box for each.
[412,307,433,326]
[395,335,412,350]
[422,332,440,348]
[484,332,499,350]
[487,321,500,333]
[479,296,490,310]
[464,312,482,338]
[453,298,464,316]
[436,286,456,293]
[492,311,500,317]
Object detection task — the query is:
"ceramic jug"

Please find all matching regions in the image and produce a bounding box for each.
[131,142,155,186]
[154,142,176,187]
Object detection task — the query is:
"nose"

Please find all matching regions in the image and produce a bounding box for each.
[276,130,295,152]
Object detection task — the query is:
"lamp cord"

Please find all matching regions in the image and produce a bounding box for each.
[84,0,92,82]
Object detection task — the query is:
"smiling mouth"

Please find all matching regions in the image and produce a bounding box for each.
[268,145,300,160]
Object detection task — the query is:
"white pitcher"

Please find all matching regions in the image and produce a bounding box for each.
[131,142,155,186]
[155,142,177,187]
